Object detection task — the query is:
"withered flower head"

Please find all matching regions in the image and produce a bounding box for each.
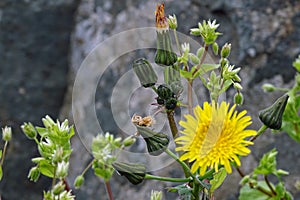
[155,3,168,30]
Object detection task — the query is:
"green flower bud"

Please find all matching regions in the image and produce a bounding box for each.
[52,181,66,195]
[112,161,146,185]
[156,97,165,105]
[221,43,231,58]
[123,136,136,147]
[56,161,69,178]
[220,58,228,68]
[165,98,178,110]
[136,126,169,156]
[259,94,289,130]
[197,47,204,58]
[157,85,174,100]
[133,58,158,88]
[155,30,177,66]
[164,65,181,85]
[151,190,163,200]
[74,175,85,189]
[189,53,200,65]
[2,126,12,141]
[42,115,56,129]
[28,166,40,182]
[21,122,37,139]
[167,15,177,29]
[262,83,276,92]
[212,42,219,55]
[52,147,64,163]
[234,92,244,105]
[233,82,243,90]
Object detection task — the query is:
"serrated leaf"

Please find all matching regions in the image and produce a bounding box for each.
[210,168,227,193]
[254,149,277,176]
[239,181,272,200]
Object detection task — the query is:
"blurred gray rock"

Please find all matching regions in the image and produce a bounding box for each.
[68,0,300,199]
[0,0,79,199]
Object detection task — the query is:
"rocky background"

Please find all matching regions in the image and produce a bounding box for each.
[0,0,300,199]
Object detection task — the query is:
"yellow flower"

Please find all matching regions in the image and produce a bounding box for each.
[175,101,257,175]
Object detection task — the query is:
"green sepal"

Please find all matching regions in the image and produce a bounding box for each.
[136,126,169,156]
[259,94,289,130]
[155,31,177,66]
[112,161,146,185]
[133,58,158,87]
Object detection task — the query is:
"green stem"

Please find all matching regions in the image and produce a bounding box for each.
[145,174,191,183]
[192,181,200,200]
[192,44,208,77]
[173,29,182,55]
[167,111,178,138]
[199,168,215,180]
[264,175,276,196]
[81,159,94,176]
[249,125,268,142]
[0,141,8,166]
[105,181,114,200]
[188,80,193,114]
[52,166,57,188]
[165,149,191,178]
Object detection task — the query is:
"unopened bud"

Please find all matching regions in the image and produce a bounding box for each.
[262,83,276,92]
[52,181,65,195]
[220,58,229,68]
[157,85,174,100]
[136,126,169,156]
[133,58,158,88]
[2,126,12,141]
[221,43,231,58]
[21,122,37,139]
[123,136,136,147]
[28,166,40,182]
[259,94,289,130]
[212,42,219,55]
[112,161,146,185]
[155,31,177,66]
[234,92,244,105]
[167,15,177,29]
[56,161,69,178]
[74,175,85,189]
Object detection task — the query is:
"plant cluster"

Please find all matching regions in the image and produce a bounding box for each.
[0,3,299,200]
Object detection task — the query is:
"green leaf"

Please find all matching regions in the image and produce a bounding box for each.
[0,150,2,160]
[254,149,278,176]
[210,168,227,193]
[39,159,55,178]
[292,55,300,72]
[168,184,193,200]
[239,181,272,200]
[180,69,193,79]
[201,64,219,73]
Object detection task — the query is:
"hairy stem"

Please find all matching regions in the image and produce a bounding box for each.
[173,29,182,55]
[265,175,277,196]
[165,149,191,178]
[145,174,191,183]
[188,80,193,114]
[192,44,208,77]
[249,125,268,142]
[0,141,8,166]
[105,181,114,200]
[167,111,178,138]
